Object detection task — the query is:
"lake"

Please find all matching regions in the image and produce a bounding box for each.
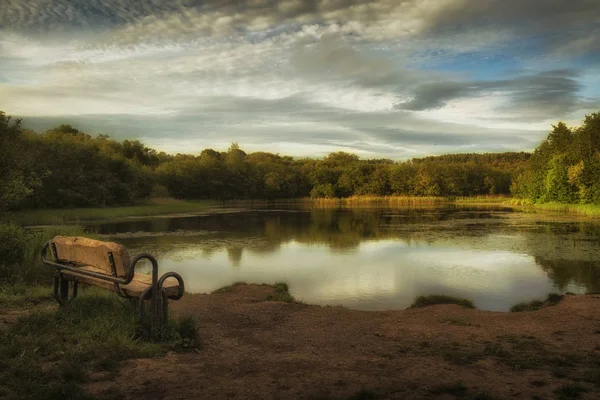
[90,204,600,311]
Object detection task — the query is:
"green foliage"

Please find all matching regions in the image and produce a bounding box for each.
[0,223,92,283]
[0,284,53,307]
[515,111,600,204]
[0,291,194,399]
[510,300,545,312]
[510,293,564,312]
[410,295,476,309]
[9,109,600,208]
[0,223,26,268]
[0,112,40,211]
[265,281,297,303]
[310,183,336,198]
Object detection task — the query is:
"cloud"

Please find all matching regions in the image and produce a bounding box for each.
[1,0,598,159]
[398,69,587,119]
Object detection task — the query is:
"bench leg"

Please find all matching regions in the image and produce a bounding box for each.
[53,273,78,305]
[138,287,168,340]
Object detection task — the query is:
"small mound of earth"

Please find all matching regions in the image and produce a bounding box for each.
[86,284,600,399]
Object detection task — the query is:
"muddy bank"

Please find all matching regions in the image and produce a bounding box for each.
[86,284,600,399]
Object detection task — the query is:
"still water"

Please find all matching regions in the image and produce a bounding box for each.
[90,205,600,311]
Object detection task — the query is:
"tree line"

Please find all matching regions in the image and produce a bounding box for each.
[511,112,600,204]
[2,110,599,211]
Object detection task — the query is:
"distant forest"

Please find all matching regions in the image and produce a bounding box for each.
[1,110,599,210]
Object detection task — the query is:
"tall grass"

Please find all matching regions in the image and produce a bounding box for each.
[223,195,509,208]
[12,198,218,226]
[0,290,199,399]
[507,200,600,217]
[0,223,94,284]
[310,195,445,205]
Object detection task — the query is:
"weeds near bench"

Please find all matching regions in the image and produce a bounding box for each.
[0,290,198,399]
[0,223,96,284]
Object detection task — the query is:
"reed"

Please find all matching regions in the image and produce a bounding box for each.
[508,200,600,217]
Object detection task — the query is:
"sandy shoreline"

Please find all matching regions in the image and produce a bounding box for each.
[84,284,600,399]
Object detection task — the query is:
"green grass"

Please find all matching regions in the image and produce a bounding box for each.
[211,281,250,293]
[410,295,476,309]
[0,224,94,283]
[0,289,198,400]
[507,200,600,217]
[0,283,53,307]
[12,198,218,226]
[510,293,564,312]
[265,281,298,303]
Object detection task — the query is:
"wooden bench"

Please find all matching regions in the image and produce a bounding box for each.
[42,236,184,338]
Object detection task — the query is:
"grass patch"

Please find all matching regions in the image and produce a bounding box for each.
[12,198,218,226]
[0,290,199,399]
[554,383,589,399]
[510,300,544,312]
[510,293,564,312]
[212,281,249,293]
[410,295,475,309]
[0,223,96,284]
[0,283,53,307]
[265,281,296,303]
[524,202,600,217]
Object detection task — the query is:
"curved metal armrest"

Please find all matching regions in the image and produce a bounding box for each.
[158,271,185,300]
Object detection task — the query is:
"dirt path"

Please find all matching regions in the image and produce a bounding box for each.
[86,285,600,399]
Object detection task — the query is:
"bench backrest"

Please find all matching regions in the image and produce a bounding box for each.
[50,236,131,278]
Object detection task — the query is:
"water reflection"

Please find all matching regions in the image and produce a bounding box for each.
[92,206,600,311]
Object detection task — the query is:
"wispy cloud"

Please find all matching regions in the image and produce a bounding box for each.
[0,0,598,158]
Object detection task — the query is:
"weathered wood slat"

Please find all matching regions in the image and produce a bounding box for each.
[52,236,131,277]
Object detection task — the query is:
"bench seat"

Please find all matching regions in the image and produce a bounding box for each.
[60,265,181,298]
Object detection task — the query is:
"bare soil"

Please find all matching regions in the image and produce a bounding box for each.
[86,284,600,400]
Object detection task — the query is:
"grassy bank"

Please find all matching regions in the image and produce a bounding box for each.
[0,289,198,400]
[520,202,600,217]
[11,198,219,226]
[309,195,508,206]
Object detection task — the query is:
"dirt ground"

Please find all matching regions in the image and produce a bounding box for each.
[85,284,600,400]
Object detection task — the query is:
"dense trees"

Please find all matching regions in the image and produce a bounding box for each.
[0,112,39,210]
[4,110,600,211]
[511,112,600,204]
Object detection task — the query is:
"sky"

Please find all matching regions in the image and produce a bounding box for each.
[1,0,599,159]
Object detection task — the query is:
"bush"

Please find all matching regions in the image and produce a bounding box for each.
[0,223,93,283]
[0,223,26,277]
[410,295,476,309]
[510,293,564,312]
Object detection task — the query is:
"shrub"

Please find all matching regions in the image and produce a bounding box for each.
[410,295,476,309]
